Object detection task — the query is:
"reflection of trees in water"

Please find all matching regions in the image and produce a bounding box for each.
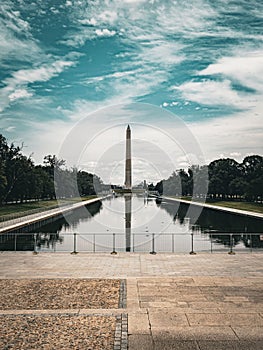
[207,233,263,249]
[1,201,102,251]
[242,234,263,249]
[37,233,63,250]
[0,234,34,251]
[33,201,102,234]
[159,199,263,249]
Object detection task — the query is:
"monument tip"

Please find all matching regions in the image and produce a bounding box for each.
[127,124,130,130]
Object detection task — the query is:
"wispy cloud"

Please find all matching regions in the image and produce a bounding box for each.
[0,59,77,112]
[0,2,41,64]
[174,50,263,110]
[199,51,263,92]
[1,0,262,172]
[10,61,75,85]
[173,80,250,108]
[8,89,33,102]
[190,103,263,163]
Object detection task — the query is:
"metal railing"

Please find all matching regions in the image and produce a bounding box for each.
[0,231,262,254]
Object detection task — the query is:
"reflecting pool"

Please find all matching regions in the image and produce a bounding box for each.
[1,194,263,253]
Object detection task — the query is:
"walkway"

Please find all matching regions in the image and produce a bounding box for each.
[0,197,104,234]
[165,197,263,219]
[0,252,262,349]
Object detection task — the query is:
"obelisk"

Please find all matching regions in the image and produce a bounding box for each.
[124,125,132,190]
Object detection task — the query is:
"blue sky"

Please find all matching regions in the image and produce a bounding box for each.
[0,0,262,184]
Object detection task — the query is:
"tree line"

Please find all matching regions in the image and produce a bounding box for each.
[0,134,102,205]
[155,155,263,202]
[1,133,262,204]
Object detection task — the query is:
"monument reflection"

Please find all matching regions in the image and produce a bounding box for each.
[124,193,132,252]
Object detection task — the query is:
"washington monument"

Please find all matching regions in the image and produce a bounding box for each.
[124,125,132,190]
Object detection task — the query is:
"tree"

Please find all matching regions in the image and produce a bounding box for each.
[43,155,66,170]
[77,171,96,196]
[241,155,263,201]
[208,158,241,199]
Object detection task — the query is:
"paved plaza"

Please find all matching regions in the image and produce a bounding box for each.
[0,252,262,349]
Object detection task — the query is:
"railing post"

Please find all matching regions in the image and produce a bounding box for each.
[150,233,156,254]
[172,234,174,253]
[210,234,213,253]
[14,234,17,252]
[189,232,196,255]
[33,233,38,255]
[111,233,117,255]
[93,234,96,253]
[228,233,235,255]
[71,233,78,254]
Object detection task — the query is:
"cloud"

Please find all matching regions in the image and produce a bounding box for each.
[79,67,168,113]
[230,152,242,158]
[5,126,16,132]
[0,2,31,34]
[173,50,263,110]
[173,80,249,108]
[79,18,97,26]
[199,51,263,92]
[60,0,214,104]
[0,2,41,64]
[8,89,33,101]
[11,60,75,84]
[135,40,184,67]
[189,101,263,163]
[95,28,116,37]
[0,59,76,112]
[1,0,262,175]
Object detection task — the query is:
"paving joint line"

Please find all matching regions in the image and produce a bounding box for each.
[230,325,240,340]
[146,308,154,349]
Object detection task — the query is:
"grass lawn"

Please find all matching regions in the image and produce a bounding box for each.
[169,196,263,214]
[205,200,263,214]
[0,196,96,217]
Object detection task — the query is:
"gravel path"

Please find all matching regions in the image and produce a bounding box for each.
[0,279,128,349]
[0,279,120,310]
[0,314,116,350]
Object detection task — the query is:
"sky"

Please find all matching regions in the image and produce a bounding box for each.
[0,0,262,185]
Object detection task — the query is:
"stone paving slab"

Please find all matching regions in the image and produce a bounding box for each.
[154,339,199,350]
[128,274,263,350]
[197,340,263,350]
[151,326,238,341]
[129,334,153,349]
[232,326,263,341]
[187,313,263,326]
[149,310,189,327]
[128,311,150,334]
[0,252,263,278]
